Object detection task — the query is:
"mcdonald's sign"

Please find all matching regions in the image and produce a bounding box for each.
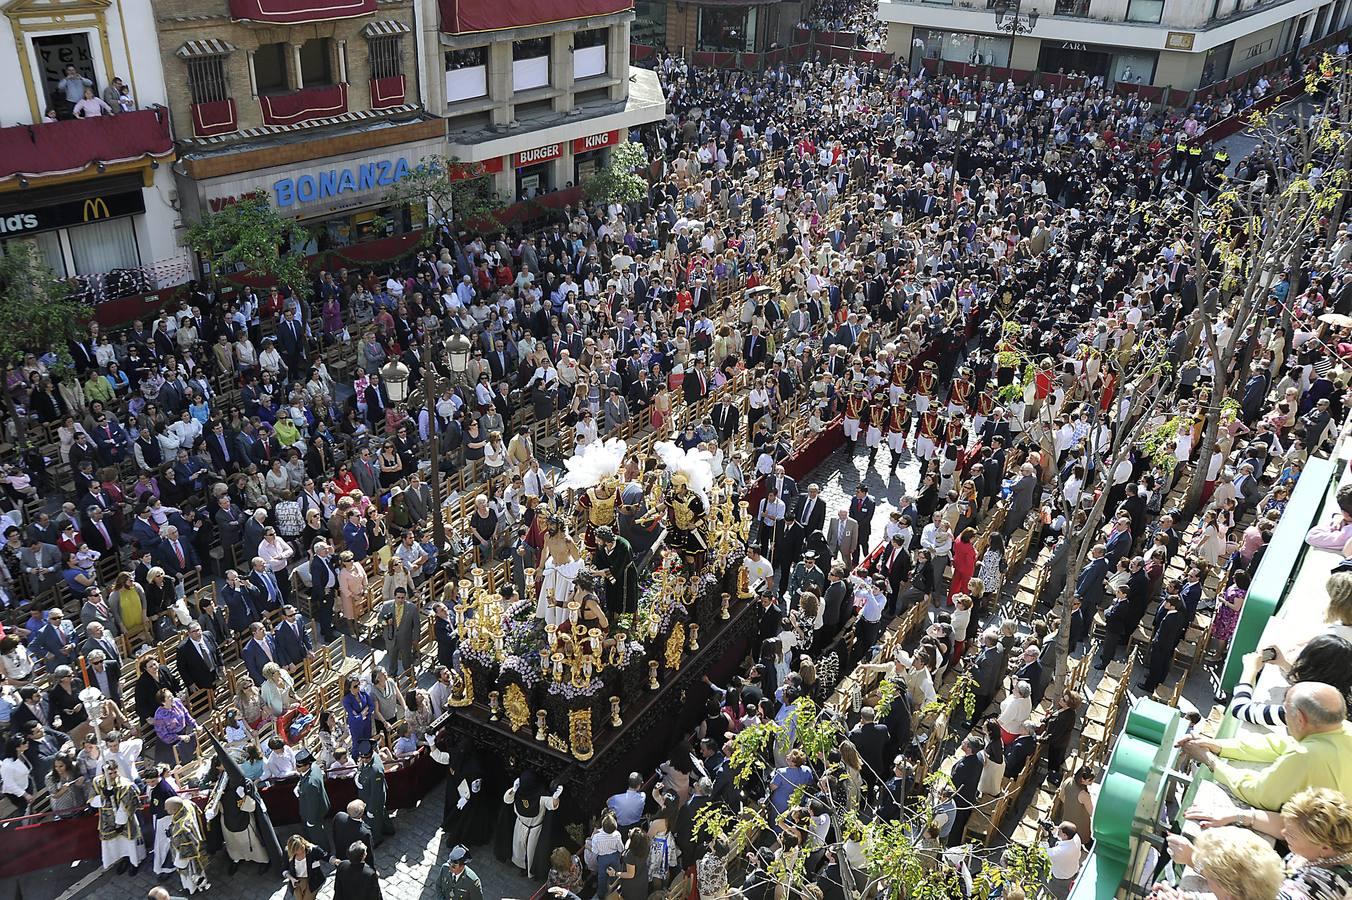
[0,189,144,237]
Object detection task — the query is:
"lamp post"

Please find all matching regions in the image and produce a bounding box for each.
[992,0,1039,34]
[444,332,472,389]
[422,328,446,553]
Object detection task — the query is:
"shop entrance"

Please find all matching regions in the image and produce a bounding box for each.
[1037,43,1113,77]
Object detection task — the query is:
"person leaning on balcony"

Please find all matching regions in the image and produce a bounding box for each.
[72,87,112,120]
[1175,682,1352,811]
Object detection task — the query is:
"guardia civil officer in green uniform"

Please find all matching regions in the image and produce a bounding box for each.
[295,749,331,854]
[355,740,394,844]
[435,845,483,900]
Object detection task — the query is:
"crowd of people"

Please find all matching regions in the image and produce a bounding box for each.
[0,14,1348,900]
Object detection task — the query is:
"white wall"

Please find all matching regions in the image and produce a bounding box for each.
[138,164,192,284]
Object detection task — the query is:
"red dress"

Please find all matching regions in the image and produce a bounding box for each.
[948,538,977,603]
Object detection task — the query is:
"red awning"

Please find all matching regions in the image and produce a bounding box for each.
[438,0,631,33]
[259,83,349,126]
[229,0,376,24]
[0,107,174,183]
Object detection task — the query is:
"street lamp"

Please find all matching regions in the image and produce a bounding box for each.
[444,333,472,387]
[992,0,1039,34]
[964,101,979,126]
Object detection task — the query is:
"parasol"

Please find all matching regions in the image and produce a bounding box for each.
[1318,312,1352,328]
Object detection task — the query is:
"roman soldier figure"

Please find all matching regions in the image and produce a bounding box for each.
[972,388,996,438]
[888,356,911,405]
[842,385,867,451]
[886,401,911,471]
[866,390,889,465]
[948,367,973,416]
[914,361,937,414]
[915,407,941,461]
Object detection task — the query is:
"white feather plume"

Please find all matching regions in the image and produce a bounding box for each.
[654,440,717,507]
[557,437,628,492]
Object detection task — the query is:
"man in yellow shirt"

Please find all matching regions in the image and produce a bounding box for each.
[1176,683,1352,811]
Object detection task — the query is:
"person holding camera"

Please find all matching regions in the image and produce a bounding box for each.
[1045,821,1083,900]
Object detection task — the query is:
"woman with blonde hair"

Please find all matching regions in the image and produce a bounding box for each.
[282,833,326,900]
[382,553,413,602]
[260,662,296,717]
[336,549,367,635]
[1183,786,1352,898]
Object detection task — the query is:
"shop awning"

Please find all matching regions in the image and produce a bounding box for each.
[176,38,236,59]
[361,19,411,37]
[438,0,631,34]
[228,0,376,24]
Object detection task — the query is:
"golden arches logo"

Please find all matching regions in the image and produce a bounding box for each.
[82,197,110,221]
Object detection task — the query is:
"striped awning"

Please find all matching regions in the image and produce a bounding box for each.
[360,19,411,37]
[176,38,236,58]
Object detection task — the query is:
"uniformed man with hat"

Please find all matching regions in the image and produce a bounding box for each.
[914,360,937,414]
[842,382,867,452]
[435,845,483,900]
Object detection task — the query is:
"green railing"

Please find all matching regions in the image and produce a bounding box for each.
[1219,454,1338,695]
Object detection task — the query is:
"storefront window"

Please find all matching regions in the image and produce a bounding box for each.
[1199,41,1233,87]
[67,217,139,276]
[697,6,756,53]
[633,0,666,46]
[2,232,66,277]
[1111,50,1157,84]
[911,28,1012,67]
[517,163,552,200]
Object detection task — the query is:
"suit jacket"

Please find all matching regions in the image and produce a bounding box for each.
[334,860,383,900]
[682,368,710,403]
[821,580,849,631]
[950,752,982,807]
[82,657,122,703]
[434,615,458,669]
[825,517,859,563]
[155,539,199,577]
[352,459,381,499]
[332,811,375,863]
[81,516,120,554]
[33,621,78,667]
[1074,557,1110,611]
[274,614,314,667]
[220,584,262,633]
[176,634,222,690]
[242,634,278,684]
[215,506,244,548]
[378,599,421,653]
[795,495,826,536]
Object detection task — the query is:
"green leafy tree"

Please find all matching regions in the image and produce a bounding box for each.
[386,155,504,234]
[0,244,86,440]
[184,192,312,298]
[582,141,650,204]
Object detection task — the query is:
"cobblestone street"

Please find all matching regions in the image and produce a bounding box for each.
[2,778,537,900]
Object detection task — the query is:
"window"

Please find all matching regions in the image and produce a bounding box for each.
[1125,0,1164,22]
[513,37,551,61]
[574,28,607,78]
[369,36,402,79]
[186,56,228,104]
[697,7,757,52]
[513,37,550,91]
[632,0,666,46]
[68,218,140,276]
[299,38,334,86]
[32,33,97,119]
[445,46,487,103]
[446,46,487,70]
[254,42,288,94]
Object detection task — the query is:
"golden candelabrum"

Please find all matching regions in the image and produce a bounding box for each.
[457,569,507,660]
[535,709,549,742]
[546,622,611,687]
[720,592,731,620]
[488,690,500,722]
[688,623,700,652]
[609,695,622,727]
[648,660,660,690]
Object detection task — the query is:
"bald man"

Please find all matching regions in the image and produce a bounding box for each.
[1176,682,1352,810]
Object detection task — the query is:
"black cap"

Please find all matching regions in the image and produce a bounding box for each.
[295,749,315,767]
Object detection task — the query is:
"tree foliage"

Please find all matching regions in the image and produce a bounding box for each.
[0,243,84,367]
[582,140,650,204]
[387,155,504,232]
[184,192,312,298]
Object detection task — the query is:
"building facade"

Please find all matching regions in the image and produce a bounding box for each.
[880,0,1349,89]
[417,0,666,202]
[155,0,448,255]
[0,0,186,303]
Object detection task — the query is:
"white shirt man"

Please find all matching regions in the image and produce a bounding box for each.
[1047,822,1084,898]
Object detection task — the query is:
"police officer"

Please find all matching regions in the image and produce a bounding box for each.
[435,845,483,900]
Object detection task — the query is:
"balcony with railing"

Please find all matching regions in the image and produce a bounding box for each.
[229,0,376,24]
[258,83,349,126]
[438,0,631,33]
[0,107,174,186]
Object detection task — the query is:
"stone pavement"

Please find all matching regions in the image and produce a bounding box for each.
[806,441,925,543]
[2,779,537,900]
